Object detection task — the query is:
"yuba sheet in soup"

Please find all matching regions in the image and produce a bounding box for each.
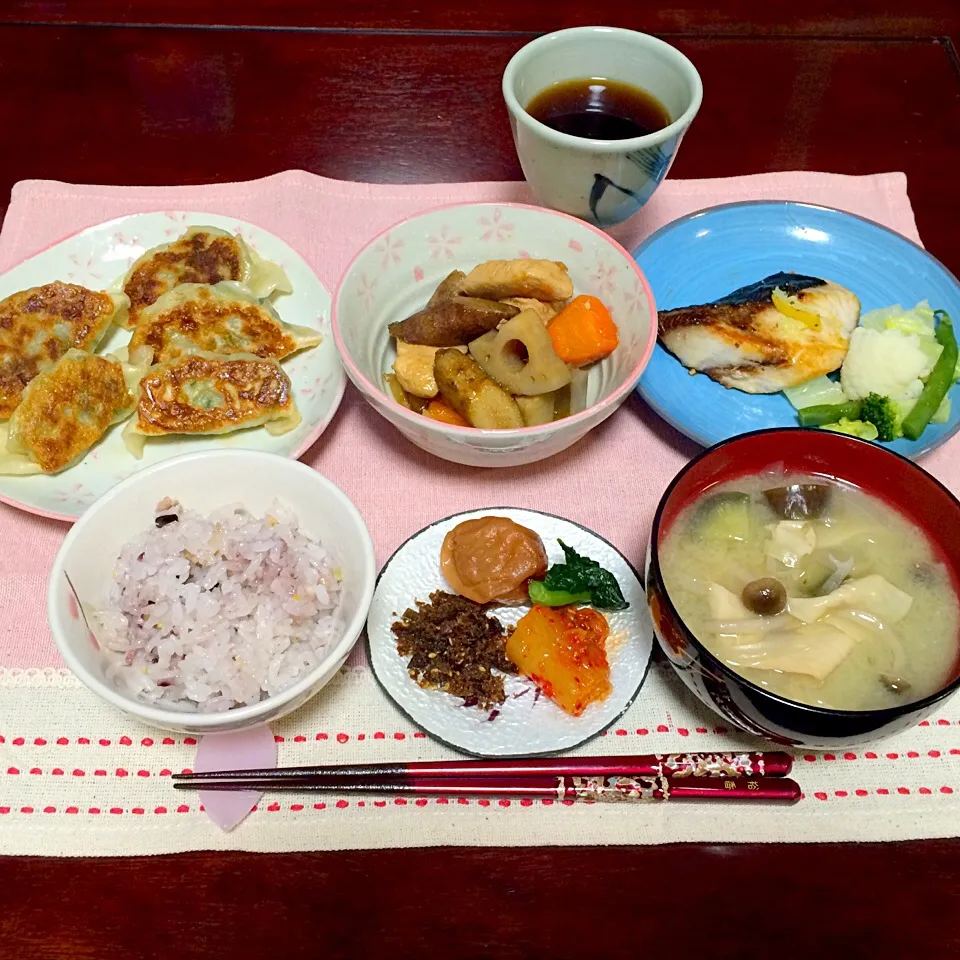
[659,475,960,710]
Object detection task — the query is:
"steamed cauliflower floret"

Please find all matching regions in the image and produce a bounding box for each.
[840,327,938,402]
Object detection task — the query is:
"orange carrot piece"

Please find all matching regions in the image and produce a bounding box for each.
[547,295,619,367]
[423,398,470,427]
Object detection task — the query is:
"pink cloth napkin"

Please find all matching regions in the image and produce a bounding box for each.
[0,169,937,673]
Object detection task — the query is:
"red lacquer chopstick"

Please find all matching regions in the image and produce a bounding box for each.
[173,751,792,786]
[174,772,801,803]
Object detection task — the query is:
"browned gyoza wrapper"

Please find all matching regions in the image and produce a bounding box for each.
[0,349,140,474]
[122,350,301,457]
[0,281,128,418]
[129,281,321,363]
[121,225,291,329]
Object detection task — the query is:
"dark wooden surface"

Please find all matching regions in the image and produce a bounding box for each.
[1,7,960,959]
[3,842,960,959]
[1,26,959,270]
[3,0,959,37]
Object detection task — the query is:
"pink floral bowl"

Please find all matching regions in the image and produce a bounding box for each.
[332,202,657,467]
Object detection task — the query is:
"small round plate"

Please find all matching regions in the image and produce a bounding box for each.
[0,211,345,521]
[366,507,653,758]
[634,201,960,459]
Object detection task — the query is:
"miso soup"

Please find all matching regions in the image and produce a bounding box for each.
[659,475,960,711]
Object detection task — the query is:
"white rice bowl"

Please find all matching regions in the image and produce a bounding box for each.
[47,449,376,734]
[97,500,344,712]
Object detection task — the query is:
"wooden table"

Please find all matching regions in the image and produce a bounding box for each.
[1,4,959,957]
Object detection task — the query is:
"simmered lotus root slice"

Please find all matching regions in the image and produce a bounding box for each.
[461,260,574,301]
[441,517,548,604]
[468,309,572,396]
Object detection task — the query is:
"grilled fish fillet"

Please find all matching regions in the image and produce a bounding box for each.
[658,273,860,393]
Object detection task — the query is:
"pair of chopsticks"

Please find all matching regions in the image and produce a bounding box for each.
[173,751,801,804]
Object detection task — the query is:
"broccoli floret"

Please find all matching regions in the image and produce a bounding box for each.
[859,392,902,442]
[822,418,879,441]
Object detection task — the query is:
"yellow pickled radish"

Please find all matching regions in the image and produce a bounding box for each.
[772,286,822,330]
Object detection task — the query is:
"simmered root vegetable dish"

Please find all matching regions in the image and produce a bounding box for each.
[385,260,620,429]
[659,476,960,710]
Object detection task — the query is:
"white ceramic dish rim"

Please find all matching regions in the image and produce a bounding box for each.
[365,505,655,758]
[0,211,347,524]
[501,26,704,154]
[331,200,658,439]
[46,450,376,731]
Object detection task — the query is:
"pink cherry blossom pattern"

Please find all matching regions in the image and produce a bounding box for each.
[478,209,514,242]
[568,239,583,253]
[357,273,378,309]
[623,277,650,318]
[374,233,405,269]
[590,258,618,299]
[413,266,425,282]
[161,211,190,236]
[67,252,104,282]
[517,249,531,259]
[109,231,141,264]
[426,226,463,260]
[53,483,88,505]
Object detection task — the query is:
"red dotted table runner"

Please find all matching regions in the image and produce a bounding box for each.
[0,171,956,854]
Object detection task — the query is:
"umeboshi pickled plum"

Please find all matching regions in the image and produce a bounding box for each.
[441,517,548,604]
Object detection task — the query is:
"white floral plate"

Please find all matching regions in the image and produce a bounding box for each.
[0,211,344,521]
[366,508,653,757]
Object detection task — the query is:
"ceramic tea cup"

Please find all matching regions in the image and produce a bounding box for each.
[503,26,703,228]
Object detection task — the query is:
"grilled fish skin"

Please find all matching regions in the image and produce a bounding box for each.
[658,273,860,394]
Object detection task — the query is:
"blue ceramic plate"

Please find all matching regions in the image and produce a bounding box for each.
[633,201,960,458]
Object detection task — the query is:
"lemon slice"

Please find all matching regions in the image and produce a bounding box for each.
[772,287,821,330]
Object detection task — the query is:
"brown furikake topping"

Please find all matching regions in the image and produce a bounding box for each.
[391,590,517,709]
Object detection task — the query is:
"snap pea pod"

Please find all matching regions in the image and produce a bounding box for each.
[901,312,957,441]
[797,399,862,428]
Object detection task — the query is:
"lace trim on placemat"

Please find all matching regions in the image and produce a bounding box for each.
[0,667,78,687]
